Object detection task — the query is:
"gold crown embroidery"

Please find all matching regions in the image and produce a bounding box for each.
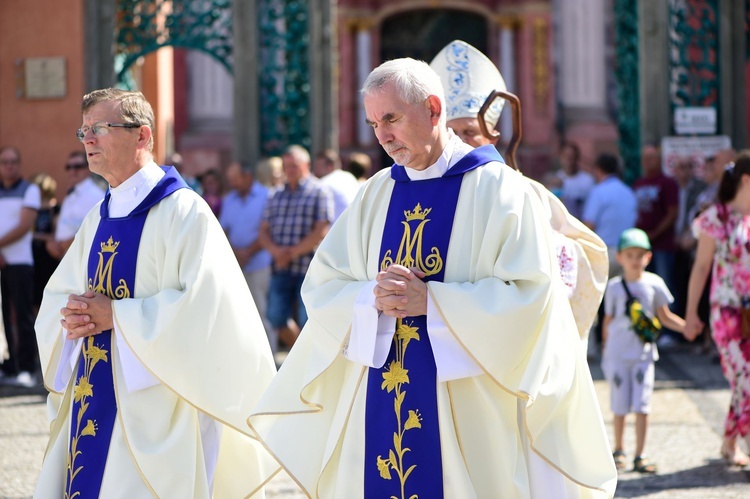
[100,237,119,253]
[404,203,431,221]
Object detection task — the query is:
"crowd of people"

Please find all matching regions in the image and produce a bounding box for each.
[546,141,750,471]
[0,43,748,497]
[0,140,371,385]
[0,146,371,368]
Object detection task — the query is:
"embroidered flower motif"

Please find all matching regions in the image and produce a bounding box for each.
[404,410,422,430]
[381,361,409,393]
[377,455,393,479]
[86,337,108,368]
[74,377,93,402]
[81,419,97,437]
[396,322,420,346]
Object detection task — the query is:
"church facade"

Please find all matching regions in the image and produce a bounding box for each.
[0,0,747,192]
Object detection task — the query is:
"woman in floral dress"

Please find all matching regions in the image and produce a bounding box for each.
[686,151,750,466]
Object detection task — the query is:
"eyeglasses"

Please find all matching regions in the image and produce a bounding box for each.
[0,159,19,165]
[76,122,141,142]
[65,163,88,171]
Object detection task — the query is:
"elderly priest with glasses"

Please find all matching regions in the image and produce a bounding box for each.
[34,88,278,498]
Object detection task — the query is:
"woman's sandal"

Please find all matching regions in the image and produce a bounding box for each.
[612,450,627,470]
[720,444,750,467]
[633,455,657,474]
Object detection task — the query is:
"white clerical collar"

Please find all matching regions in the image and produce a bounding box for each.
[108,162,165,217]
[404,131,462,181]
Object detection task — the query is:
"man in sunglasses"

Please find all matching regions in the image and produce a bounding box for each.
[46,151,105,259]
[34,88,277,498]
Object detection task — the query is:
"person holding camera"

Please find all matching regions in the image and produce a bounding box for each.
[602,228,687,474]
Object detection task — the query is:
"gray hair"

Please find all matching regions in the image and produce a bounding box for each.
[361,58,446,126]
[82,88,155,152]
[282,144,311,164]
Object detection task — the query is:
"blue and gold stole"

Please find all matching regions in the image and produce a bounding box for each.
[364,146,502,498]
[65,167,187,499]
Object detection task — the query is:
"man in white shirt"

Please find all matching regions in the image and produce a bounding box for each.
[313,149,360,221]
[34,88,277,498]
[0,146,41,388]
[47,151,105,259]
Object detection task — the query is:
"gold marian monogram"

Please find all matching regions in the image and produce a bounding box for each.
[376,202,441,498]
[88,236,130,299]
[380,203,443,276]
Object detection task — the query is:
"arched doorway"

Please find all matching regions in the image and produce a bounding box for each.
[380,9,488,64]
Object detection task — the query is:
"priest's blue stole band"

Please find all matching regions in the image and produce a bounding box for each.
[364,146,501,498]
[65,167,186,498]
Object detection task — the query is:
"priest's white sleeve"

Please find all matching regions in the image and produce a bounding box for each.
[345,281,395,368]
[53,332,80,392]
[345,281,483,381]
[113,322,160,392]
[53,326,159,393]
[426,292,483,382]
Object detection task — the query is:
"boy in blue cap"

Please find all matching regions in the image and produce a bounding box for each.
[602,228,688,473]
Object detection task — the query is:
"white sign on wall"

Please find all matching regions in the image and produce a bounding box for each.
[674,106,717,135]
[661,135,731,177]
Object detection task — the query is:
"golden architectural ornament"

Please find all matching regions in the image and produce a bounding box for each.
[532,17,550,115]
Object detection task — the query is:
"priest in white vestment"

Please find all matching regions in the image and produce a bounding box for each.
[34,88,278,498]
[429,39,609,351]
[248,60,616,498]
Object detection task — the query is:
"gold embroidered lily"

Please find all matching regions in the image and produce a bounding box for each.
[74,377,94,402]
[396,323,420,346]
[81,419,97,437]
[86,337,109,368]
[377,455,393,479]
[404,410,422,430]
[381,361,409,393]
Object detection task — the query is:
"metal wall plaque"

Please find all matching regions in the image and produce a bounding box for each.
[24,57,66,99]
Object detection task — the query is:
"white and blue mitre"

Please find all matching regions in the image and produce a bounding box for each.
[429,40,506,128]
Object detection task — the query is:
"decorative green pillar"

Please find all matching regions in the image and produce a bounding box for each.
[258,0,311,156]
[614,0,641,184]
[667,0,720,125]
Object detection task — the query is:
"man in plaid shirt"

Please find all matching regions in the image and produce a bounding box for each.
[260,145,334,348]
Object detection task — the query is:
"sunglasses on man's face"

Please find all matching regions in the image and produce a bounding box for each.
[65,163,88,171]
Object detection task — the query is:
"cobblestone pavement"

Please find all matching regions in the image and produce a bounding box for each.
[1,344,748,498]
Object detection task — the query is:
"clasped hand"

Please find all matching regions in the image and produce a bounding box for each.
[60,291,114,340]
[374,265,427,318]
[684,313,704,342]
